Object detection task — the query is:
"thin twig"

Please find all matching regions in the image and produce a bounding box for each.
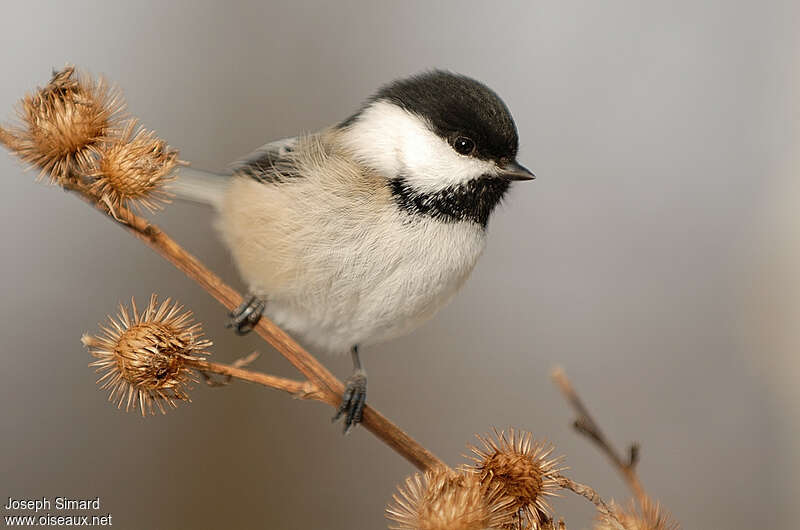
[186,358,322,398]
[199,351,260,387]
[65,179,444,471]
[551,367,648,507]
[555,474,626,530]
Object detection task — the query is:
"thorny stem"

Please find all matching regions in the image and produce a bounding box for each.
[551,367,649,509]
[65,179,444,471]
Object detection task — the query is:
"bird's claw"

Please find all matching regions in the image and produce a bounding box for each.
[333,370,367,435]
[227,295,265,335]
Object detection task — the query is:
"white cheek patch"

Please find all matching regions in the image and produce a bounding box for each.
[340,100,497,193]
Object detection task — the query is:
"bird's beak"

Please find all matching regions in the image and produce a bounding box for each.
[499,161,535,181]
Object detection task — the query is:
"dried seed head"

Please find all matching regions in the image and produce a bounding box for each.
[594,499,679,530]
[467,429,565,528]
[82,294,211,415]
[0,66,125,184]
[386,467,516,530]
[88,120,179,213]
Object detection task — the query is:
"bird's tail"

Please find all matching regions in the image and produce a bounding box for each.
[168,167,231,209]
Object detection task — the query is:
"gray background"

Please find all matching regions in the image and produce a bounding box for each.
[1,1,798,528]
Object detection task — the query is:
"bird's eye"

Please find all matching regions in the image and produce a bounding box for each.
[452,136,475,156]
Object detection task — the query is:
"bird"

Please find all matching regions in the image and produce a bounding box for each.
[171,70,534,433]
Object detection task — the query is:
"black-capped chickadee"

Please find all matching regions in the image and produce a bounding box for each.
[173,71,534,433]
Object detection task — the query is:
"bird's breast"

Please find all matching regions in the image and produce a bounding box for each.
[217,136,491,353]
[272,208,487,353]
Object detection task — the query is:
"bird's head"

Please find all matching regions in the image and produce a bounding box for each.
[338,70,534,201]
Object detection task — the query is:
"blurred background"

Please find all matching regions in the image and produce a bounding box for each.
[1,1,798,528]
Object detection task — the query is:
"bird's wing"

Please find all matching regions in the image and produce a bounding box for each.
[229,136,299,183]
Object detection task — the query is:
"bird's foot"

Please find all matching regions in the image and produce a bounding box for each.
[226,295,265,335]
[332,369,367,435]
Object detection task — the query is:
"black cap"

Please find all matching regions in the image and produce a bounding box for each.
[343,70,519,164]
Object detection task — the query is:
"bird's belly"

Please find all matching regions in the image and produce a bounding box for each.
[262,218,487,353]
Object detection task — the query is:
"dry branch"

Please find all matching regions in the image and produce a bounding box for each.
[555,475,626,530]
[552,367,648,508]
